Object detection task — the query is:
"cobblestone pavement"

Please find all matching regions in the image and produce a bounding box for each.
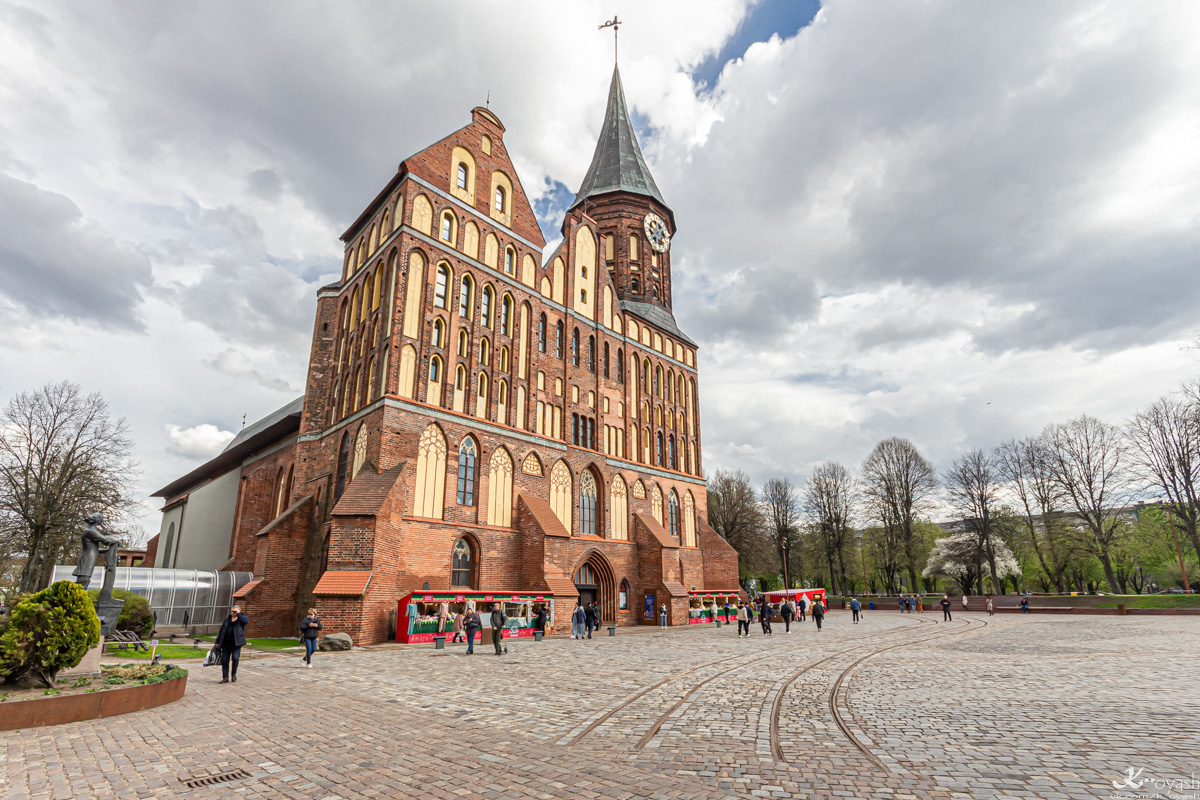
[3,612,1198,799]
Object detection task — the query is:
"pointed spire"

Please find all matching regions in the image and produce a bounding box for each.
[570,66,668,211]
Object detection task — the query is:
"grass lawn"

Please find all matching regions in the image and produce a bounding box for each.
[105,644,208,660]
[1093,595,1200,609]
[193,636,303,651]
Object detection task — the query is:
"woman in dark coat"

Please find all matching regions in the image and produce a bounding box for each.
[217,605,249,683]
[299,607,322,668]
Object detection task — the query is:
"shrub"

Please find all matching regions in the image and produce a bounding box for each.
[88,588,153,638]
[0,581,100,688]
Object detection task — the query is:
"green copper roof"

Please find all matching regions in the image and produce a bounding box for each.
[571,66,668,211]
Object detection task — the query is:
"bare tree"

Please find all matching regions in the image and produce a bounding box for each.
[761,478,800,588]
[803,462,855,596]
[0,382,137,593]
[995,435,1075,592]
[1043,415,1133,594]
[707,469,771,587]
[1127,391,1200,561]
[861,437,938,593]
[943,448,1004,594]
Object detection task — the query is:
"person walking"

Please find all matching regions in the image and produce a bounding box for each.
[798,596,807,623]
[534,605,547,637]
[736,603,749,637]
[962,594,969,612]
[658,603,668,629]
[898,594,906,613]
[592,601,603,633]
[489,603,508,656]
[986,596,995,616]
[299,607,321,668]
[940,594,952,622]
[812,597,825,631]
[916,595,924,613]
[217,605,249,684]
[464,606,481,654]
[572,602,586,639]
[451,609,465,643]
[584,600,597,639]
[760,600,773,635]
[780,598,794,634]
[850,596,861,624]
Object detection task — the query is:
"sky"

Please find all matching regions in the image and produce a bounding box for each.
[2,1,1199,543]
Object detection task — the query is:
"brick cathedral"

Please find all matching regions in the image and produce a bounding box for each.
[153,67,739,643]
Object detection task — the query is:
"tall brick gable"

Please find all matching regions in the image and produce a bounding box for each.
[202,71,737,643]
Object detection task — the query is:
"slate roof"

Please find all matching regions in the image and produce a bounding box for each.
[223,396,305,453]
[571,66,668,211]
[618,300,697,347]
[331,463,405,516]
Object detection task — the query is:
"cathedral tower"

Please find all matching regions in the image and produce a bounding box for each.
[569,67,676,314]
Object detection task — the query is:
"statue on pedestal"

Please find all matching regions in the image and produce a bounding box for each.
[73,512,124,636]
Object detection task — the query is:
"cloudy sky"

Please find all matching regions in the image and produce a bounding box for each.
[2,1,1198,541]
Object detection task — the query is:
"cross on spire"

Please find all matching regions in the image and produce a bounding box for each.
[599,16,620,64]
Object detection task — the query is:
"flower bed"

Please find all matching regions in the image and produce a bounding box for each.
[0,665,187,731]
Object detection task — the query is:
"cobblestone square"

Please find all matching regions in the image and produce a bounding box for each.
[3,612,1198,799]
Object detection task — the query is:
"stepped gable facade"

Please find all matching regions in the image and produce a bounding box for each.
[155,67,740,643]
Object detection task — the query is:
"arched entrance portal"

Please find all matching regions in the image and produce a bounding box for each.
[573,552,616,623]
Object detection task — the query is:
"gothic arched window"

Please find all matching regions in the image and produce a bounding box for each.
[451,537,474,588]
[579,471,598,537]
[459,274,474,317]
[481,286,493,327]
[668,490,680,538]
[656,432,664,467]
[494,186,506,213]
[616,349,624,384]
[602,342,609,377]
[456,163,469,190]
[538,313,547,352]
[456,438,477,505]
[431,318,445,348]
[434,264,450,309]
[334,431,351,500]
[588,336,596,372]
[556,321,564,358]
[571,328,580,366]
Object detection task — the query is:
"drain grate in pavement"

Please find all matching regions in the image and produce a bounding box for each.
[181,768,251,789]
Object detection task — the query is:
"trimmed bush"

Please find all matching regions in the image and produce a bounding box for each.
[88,588,153,638]
[0,581,101,688]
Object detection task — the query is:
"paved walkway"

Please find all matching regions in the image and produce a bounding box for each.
[3,612,1198,799]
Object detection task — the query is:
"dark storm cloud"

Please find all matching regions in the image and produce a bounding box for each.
[0,174,150,329]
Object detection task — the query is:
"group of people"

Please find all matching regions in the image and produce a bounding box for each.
[731,595,828,637]
[571,600,604,639]
[896,594,925,613]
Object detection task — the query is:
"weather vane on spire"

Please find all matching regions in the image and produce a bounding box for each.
[599,16,620,65]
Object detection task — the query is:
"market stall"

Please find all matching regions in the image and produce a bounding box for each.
[396,590,555,643]
[686,590,739,624]
[763,588,827,615]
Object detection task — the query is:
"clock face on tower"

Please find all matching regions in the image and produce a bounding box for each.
[643,212,671,253]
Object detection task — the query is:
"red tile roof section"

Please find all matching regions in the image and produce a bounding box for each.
[232,579,263,599]
[313,571,373,596]
[634,512,678,549]
[518,494,570,538]
[332,463,405,516]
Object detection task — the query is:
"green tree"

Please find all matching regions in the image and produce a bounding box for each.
[0,580,100,687]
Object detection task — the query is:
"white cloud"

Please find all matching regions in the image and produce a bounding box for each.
[2,0,1199,541]
[164,423,235,460]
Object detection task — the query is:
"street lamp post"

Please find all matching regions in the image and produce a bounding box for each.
[781,535,790,595]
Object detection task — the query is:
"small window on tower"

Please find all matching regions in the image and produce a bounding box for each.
[494,186,506,213]
[456,163,469,190]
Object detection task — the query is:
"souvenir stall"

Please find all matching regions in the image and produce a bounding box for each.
[396,590,554,643]
[686,590,739,624]
[763,587,827,616]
